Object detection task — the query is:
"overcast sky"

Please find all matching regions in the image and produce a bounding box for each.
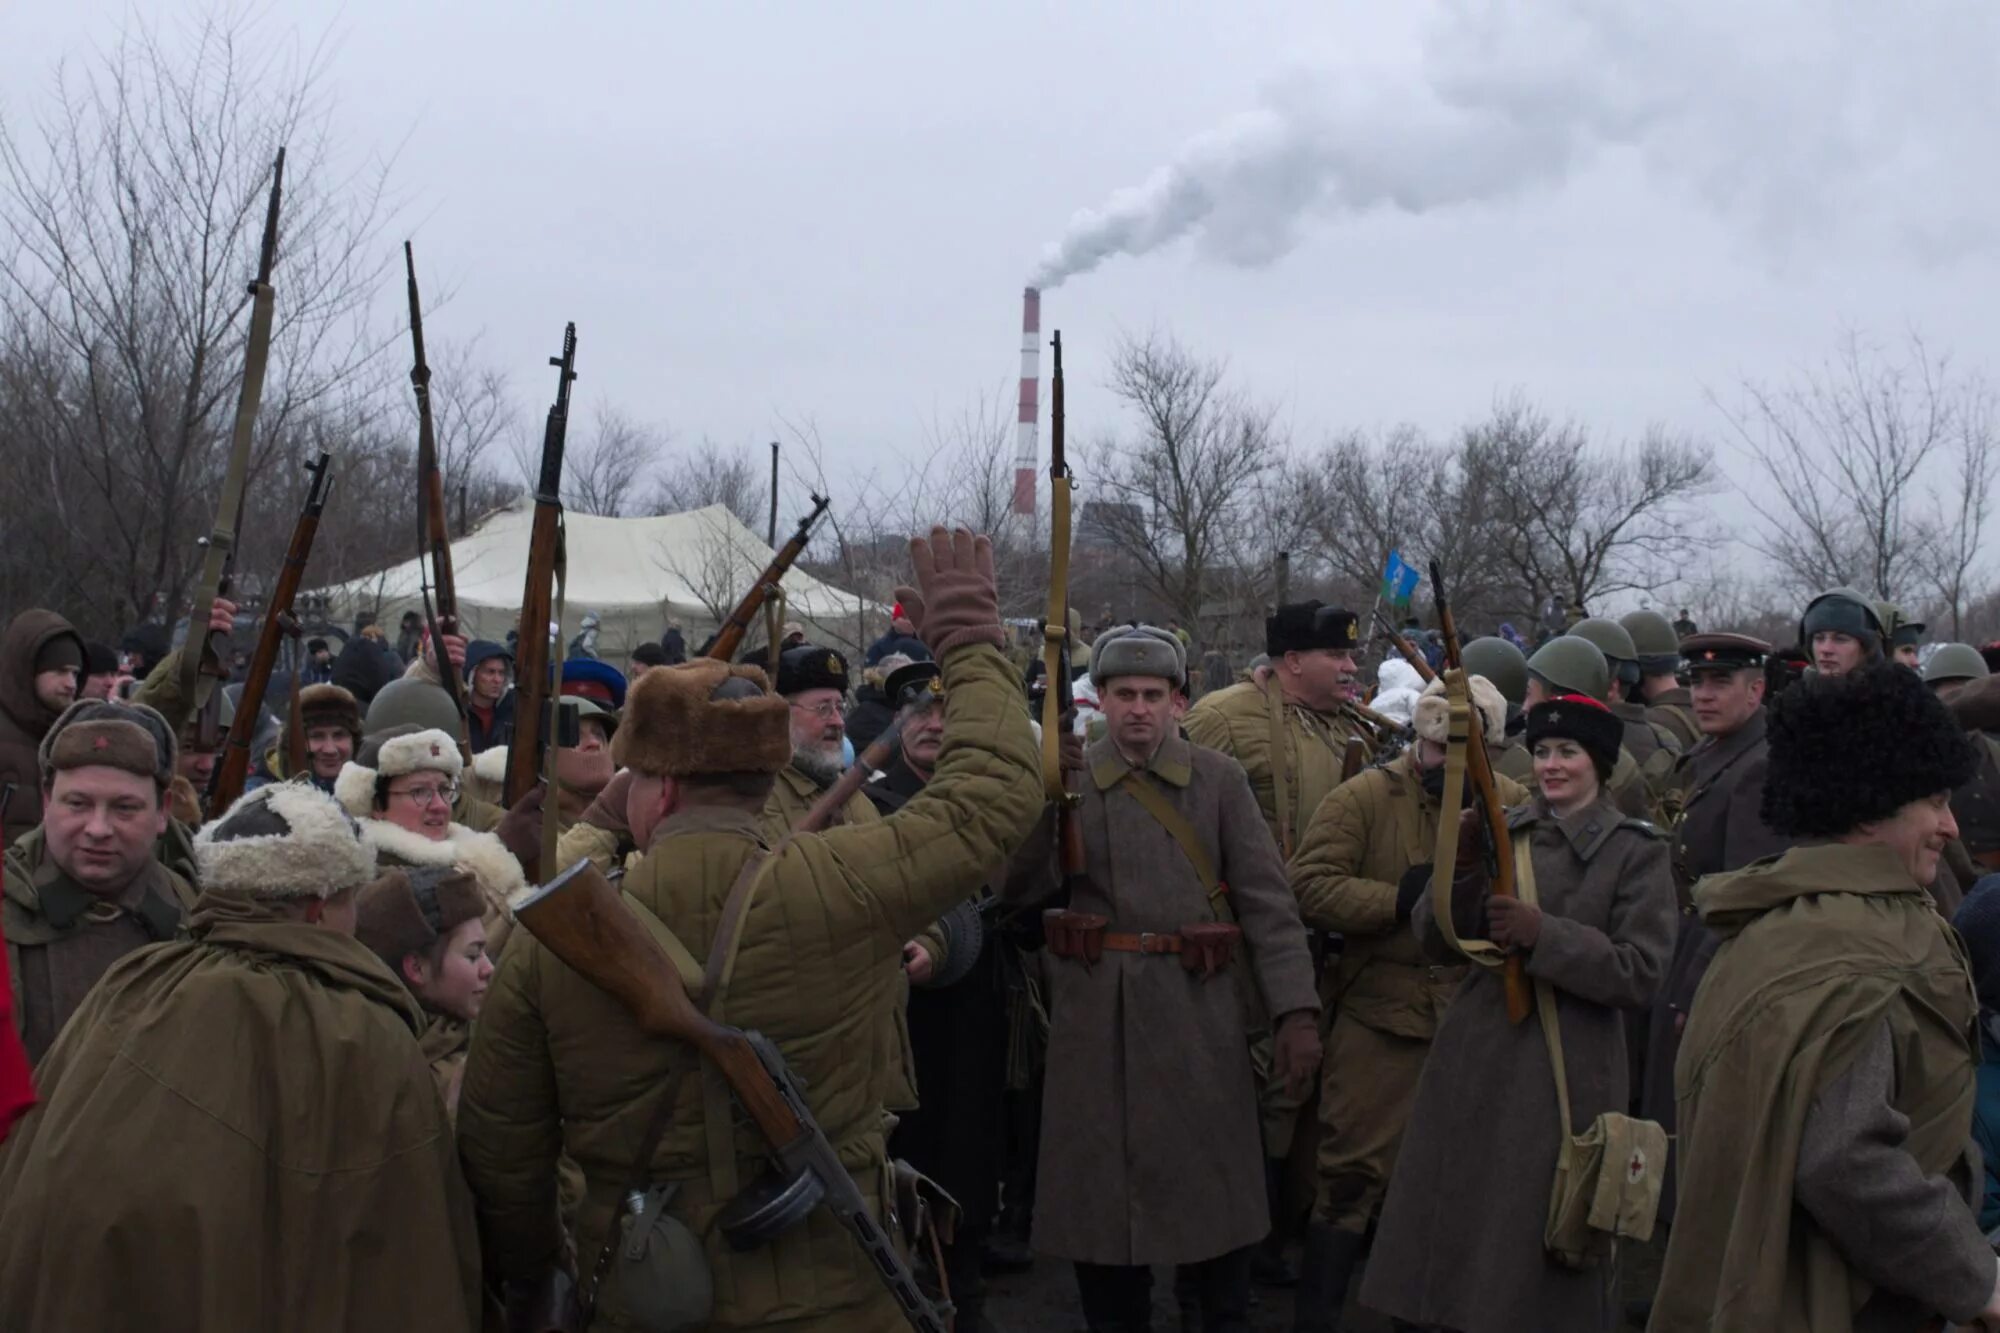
[7,1,1999,574]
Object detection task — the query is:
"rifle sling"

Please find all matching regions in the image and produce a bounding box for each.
[1428,674,1509,971]
[1116,772,1232,923]
[1262,676,1295,859]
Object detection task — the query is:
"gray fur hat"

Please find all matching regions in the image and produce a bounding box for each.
[1089,624,1187,690]
[194,783,377,900]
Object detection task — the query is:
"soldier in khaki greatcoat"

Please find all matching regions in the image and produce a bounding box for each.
[457,528,1045,1333]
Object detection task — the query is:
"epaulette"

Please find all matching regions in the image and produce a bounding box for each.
[1619,816,1668,840]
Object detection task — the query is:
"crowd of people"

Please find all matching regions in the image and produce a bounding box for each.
[3,545,2000,1333]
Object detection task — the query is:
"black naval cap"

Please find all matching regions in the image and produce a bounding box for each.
[885,659,943,710]
[1681,632,1770,674]
[774,643,850,696]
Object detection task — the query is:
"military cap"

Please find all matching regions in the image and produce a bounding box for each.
[1680,632,1771,675]
[365,678,462,739]
[1891,619,1926,649]
[561,656,628,710]
[1265,601,1360,657]
[40,698,177,787]
[1091,624,1188,689]
[571,695,619,739]
[1924,643,1990,686]
[297,683,363,740]
[354,865,488,969]
[775,644,850,697]
[884,659,944,710]
[1798,587,1885,651]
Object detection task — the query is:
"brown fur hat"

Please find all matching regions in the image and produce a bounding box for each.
[612,658,790,777]
[298,683,363,740]
[354,865,487,969]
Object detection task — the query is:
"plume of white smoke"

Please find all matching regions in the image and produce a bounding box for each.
[1031,0,2000,289]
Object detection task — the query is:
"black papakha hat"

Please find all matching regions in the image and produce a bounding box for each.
[1762,662,1976,838]
[1266,601,1360,657]
[775,644,850,697]
[1524,694,1623,783]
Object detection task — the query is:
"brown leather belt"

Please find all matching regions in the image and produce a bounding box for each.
[1102,931,1182,955]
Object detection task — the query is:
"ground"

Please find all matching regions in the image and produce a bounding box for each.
[981,1233,1665,1331]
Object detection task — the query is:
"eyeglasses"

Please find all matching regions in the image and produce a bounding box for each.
[392,782,459,808]
[789,699,842,721]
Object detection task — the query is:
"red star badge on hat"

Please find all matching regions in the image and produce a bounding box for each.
[92,736,109,750]
[429,742,442,758]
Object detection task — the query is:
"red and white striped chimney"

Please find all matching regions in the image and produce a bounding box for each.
[1012,286,1040,516]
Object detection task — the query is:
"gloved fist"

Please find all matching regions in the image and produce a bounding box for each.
[1395,863,1433,921]
[895,526,1003,658]
[580,768,634,836]
[1059,730,1085,773]
[495,782,547,881]
[1451,809,1492,900]
[1273,1009,1323,1099]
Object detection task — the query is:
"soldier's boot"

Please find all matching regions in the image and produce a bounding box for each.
[1173,1266,1202,1332]
[1196,1244,1255,1333]
[1250,1158,1300,1287]
[1292,1223,1366,1333]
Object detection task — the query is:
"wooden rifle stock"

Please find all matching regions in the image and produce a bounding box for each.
[1429,561,1532,1025]
[1340,734,1368,783]
[512,860,805,1146]
[707,494,831,663]
[405,242,464,719]
[504,324,578,807]
[207,450,332,813]
[1372,609,1438,684]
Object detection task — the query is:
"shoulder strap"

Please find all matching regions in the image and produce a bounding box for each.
[1262,675,1295,858]
[1428,685,1509,971]
[1513,837,1573,1140]
[700,848,776,1017]
[1117,771,1232,922]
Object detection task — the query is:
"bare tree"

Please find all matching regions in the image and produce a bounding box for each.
[1466,395,1714,616]
[0,10,400,632]
[1714,333,1990,607]
[518,403,665,517]
[425,338,517,527]
[646,437,768,528]
[1087,330,1284,647]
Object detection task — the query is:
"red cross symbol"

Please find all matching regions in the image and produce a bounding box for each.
[1626,1150,1646,1183]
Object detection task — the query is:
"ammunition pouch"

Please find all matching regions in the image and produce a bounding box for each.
[717,1165,826,1251]
[1177,922,1242,979]
[594,1183,714,1332]
[1042,909,1107,963]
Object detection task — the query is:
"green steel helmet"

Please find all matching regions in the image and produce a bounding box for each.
[363,677,463,739]
[1461,636,1529,706]
[1618,609,1682,673]
[1798,587,1885,654]
[1923,643,1990,685]
[1526,636,1611,703]
[1569,617,1639,687]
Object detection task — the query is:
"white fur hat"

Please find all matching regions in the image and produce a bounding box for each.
[1413,674,1508,747]
[375,729,463,782]
[194,783,377,899]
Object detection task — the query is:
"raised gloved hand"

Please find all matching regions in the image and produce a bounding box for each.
[1273,1009,1323,1099]
[895,527,1004,659]
[1395,863,1433,921]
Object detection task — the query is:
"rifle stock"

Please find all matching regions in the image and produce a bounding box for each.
[707,494,831,663]
[504,324,578,807]
[207,450,332,812]
[1429,561,1532,1025]
[513,859,949,1332]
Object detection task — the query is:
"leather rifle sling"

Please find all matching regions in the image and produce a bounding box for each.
[1262,675,1295,859]
[1512,837,1576,1140]
[696,847,778,1199]
[1426,678,1509,971]
[1117,772,1233,923]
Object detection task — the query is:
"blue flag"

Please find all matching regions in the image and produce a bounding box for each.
[1380,550,1421,607]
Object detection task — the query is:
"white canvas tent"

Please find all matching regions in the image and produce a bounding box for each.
[312,499,880,658]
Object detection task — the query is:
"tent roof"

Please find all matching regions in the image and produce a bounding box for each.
[311,498,872,622]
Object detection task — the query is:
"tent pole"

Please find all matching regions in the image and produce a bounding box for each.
[768,441,779,547]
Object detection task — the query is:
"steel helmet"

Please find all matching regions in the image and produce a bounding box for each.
[1461,636,1529,707]
[1526,636,1611,703]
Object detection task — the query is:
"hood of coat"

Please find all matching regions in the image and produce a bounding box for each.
[187,887,426,1034]
[0,609,84,737]
[1695,840,1925,942]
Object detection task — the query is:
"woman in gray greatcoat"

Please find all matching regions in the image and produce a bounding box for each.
[1359,693,1676,1333]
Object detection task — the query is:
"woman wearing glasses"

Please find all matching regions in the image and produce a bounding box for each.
[335,728,525,958]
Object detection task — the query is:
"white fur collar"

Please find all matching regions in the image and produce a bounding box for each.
[360,816,526,905]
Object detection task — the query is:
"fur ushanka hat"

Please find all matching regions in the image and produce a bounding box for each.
[612,658,791,777]
[354,864,488,968]
[1763,662,1977,838]
[195,784,376,899]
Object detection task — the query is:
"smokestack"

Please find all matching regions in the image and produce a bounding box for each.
[1012,287,1040,516]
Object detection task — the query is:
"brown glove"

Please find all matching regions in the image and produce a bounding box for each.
[894,526,1004,658]
[1058,729,1085,772]
[1272,1009,1323,1099]
[495,782,547,882]
[579,767,634,836]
